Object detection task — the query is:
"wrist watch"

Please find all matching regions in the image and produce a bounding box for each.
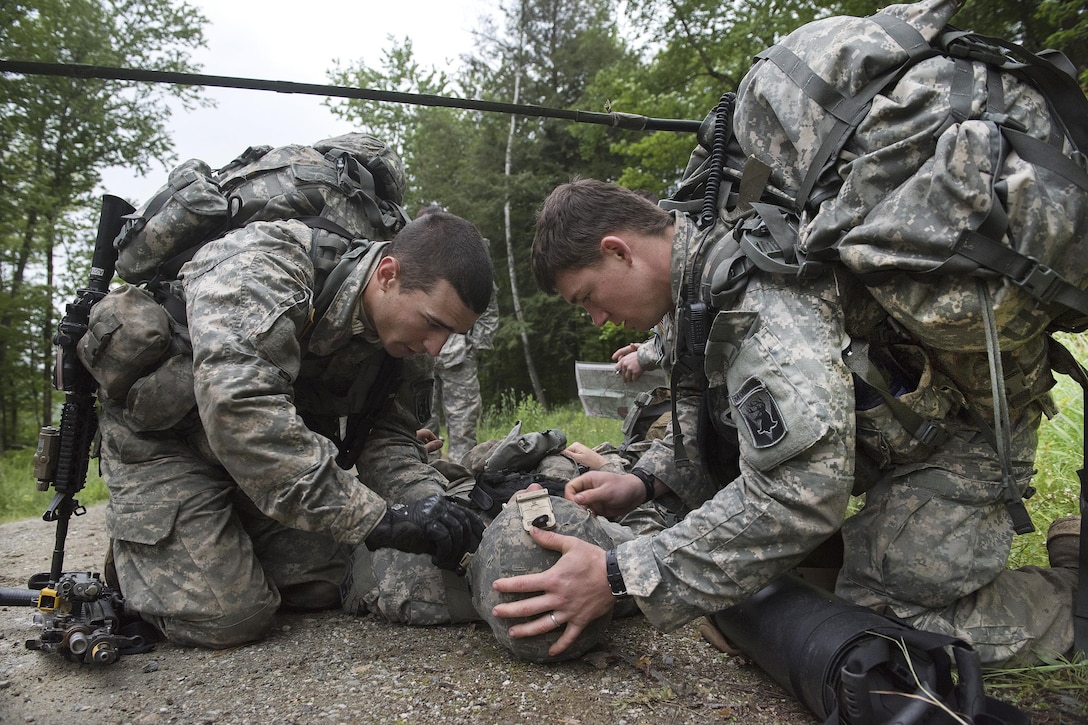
[604,548,629,598]
[630,468,656,503]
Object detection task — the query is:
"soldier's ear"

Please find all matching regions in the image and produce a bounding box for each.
[375,256,401,290]
[600,235,632,262]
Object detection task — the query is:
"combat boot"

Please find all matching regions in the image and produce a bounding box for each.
[1046,515,1081,569]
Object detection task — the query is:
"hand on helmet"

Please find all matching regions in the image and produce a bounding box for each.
[365,494,485,571]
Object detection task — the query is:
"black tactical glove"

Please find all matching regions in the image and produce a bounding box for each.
[365,494,485,571]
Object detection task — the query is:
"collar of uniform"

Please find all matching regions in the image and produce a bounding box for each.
[670,211,699,309]
[307,241,389,356]
[351,286,381,344]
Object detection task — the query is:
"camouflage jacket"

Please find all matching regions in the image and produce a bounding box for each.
[617,212,858,630]
[179,219,442,547]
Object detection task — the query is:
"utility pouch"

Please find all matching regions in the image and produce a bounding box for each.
[114,159,230,284]
[76,284,173,400]
[853,343,963,472]
[123,354,197,432]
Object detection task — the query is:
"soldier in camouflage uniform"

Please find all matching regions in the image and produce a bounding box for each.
[98,208,493,648]
[489,178,1079,667]
[415,205,501,466]
[426,291,500,465]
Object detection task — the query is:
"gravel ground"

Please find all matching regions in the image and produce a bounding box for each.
[0,503,815,725]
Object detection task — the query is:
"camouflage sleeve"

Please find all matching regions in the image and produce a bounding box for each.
[620,274,856,631]
[632,364,717,513]
[635,323,667,371]
[182,220,387,547]
[468,286,500,351]
[353,353,449,503]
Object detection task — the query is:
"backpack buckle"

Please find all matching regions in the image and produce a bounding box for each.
[913,420,948,447]
[1015,258,1061,303]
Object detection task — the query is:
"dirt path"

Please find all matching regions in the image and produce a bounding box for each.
[0,504,814,725]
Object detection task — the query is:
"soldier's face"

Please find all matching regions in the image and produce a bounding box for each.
[554,251,665,332]
[367,258,479,358]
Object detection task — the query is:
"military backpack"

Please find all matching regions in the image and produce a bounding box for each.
[662,0,1088,652]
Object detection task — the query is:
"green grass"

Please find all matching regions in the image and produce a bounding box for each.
[478,392,623,451]
[0,445,108,524]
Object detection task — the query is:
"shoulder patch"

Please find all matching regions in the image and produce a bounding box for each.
[730,376,787,449]
[414,385,432,425]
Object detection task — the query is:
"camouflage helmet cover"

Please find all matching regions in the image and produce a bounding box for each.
[311,132,407,207]
[469,494,614,663]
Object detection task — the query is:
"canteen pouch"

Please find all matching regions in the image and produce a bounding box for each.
[76,284,173,400]
[123,354,197,432]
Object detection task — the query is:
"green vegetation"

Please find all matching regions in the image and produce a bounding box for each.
[0,445,107,524]
[479,395,622,451]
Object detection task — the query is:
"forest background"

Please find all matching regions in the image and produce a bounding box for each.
[1,0,1086,451]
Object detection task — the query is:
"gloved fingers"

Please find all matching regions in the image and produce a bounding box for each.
[425,518,455,558]
[452,501,486,551]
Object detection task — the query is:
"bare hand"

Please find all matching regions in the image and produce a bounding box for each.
[565,471,645,519]
[491,527,615,657]
[416,428,443,455]
[612,345,645,383]
[561,442,607,471]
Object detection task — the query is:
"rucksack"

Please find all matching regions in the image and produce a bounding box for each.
[113,132,410,287]
[79,133,411,461]
[662,0,1088,653]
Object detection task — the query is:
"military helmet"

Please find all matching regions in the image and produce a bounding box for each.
[469,492,614,663]
[311,132,407,207]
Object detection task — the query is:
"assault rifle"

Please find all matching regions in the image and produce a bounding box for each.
[0,195,153,665]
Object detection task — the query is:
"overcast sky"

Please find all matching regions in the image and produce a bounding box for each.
[99,0,493,203]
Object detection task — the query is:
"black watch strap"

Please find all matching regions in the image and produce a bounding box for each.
[631,468,656,503]
[604,548,628,597]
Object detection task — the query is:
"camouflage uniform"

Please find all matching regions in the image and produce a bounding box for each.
[427,288,499,465]
[636,317,671,373]
[99,219,444,648]
[617,213,1077,666]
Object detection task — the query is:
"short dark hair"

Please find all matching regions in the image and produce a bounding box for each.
[389,211,494,314]
[415,203,444,219]
[532,179,672,294]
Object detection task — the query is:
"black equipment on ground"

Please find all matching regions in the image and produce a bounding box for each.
[714,574,1029,725]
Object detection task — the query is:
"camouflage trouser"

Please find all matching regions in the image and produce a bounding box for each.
[98,403,349,649]
[838,407,1078,665]
[428,356,482,466]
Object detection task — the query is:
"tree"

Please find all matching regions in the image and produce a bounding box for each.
[325,38,457,210]
[0,0,210,448]
[584,0,838,193]
[457,0,635,408]
[328,0,634,410]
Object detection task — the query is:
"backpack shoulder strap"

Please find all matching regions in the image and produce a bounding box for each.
[335,352,403,469]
